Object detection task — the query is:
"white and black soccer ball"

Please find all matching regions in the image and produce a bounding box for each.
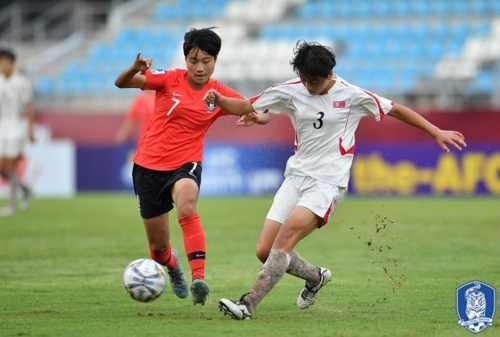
[123,258,167,302]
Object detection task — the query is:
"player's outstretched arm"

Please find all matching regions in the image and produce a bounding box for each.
[115,53,151,89]
[203,89,255,116]
[388,103,466,152]
[115,119,135,143]
[236,112,270,126]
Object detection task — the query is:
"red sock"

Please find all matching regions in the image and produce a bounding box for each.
[179,213,205,281]
[149,243,178,271]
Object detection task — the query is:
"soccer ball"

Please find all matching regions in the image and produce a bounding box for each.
[123,258,167,302]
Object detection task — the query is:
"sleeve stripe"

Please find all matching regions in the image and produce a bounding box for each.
[361,89,386,120]
[249,94,261,104]
[250,80,301,104]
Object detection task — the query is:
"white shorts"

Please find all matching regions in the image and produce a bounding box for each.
[0,124,26,158]
[266,175,346,227]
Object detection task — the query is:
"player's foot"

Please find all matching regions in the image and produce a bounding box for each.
[20,187,32,211]
[190,279,209,305]
[219,295,252,320]
[167,249,189,299]
[0,205,15,217]
[297,267,332,309]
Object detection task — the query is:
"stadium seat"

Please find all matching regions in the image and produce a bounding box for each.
[392,1,412,16]
[295,2,316,18]
[471,70,495,94]
[35,76,56,95]
[430,0,448,15]
[34,0,496,97]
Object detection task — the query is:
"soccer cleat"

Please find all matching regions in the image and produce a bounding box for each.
[190,279,210,305]
[0,205,15,217]
[219,295,252,320]
[167,249,189,299]
[297,267,332,309]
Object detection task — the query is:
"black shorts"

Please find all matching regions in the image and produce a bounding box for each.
[132,162,202,219]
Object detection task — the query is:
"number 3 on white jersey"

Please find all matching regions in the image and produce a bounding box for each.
[167,98,180,116]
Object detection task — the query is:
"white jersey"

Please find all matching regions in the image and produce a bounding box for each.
[0,70,33,128]
[250,76,394,187]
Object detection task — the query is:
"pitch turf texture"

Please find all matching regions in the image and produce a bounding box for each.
[0,195,498,337]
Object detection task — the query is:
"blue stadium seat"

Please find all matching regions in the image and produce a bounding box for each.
[472,22,490,36]
[392,1,412,16]
[471,0,489,15]
[315,2,335,18]
[153,0,229,21]
[451,23,472,44]
[114,27,134,45]
[295,2,316,18]
[472,71,494,94]
[430,23,451,41]
[409,25,428,41]
[35,76,55,95]
[430,0,448,15]
[333,2,355,17]
[261,24,280,39]
[343,43,365,59]
[282,25,302,40]
[410,1,430,16]
[36,0,495,98]
[355,1,373,17]
[372,1,392,16]
[330,25,351,41]
[453,1,469,15]
[363,41,385,59]
[421,40,446,61]
[153,4,173,20]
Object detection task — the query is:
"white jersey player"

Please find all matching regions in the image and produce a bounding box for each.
[0,49,34,216]
[203,40,466,320]
[249,75,394,188]
[0,70,33,154]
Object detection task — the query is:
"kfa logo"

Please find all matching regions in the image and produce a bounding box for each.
[206,102,216,112]
[457,280,495,334]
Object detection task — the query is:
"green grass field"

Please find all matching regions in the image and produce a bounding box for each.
[0,195,498,337]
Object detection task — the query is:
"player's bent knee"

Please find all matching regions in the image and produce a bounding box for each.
[149,243,170,256]
[176,203,197,219]
[255,248,269,263]
[149,240,168,255]
[273,231,302,253]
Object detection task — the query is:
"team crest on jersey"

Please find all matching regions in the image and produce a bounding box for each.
[150,69,165,75]
[457,280,495,334]
[206,102,216,112]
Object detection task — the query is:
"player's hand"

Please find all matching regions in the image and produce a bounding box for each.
[132,53,152,72]
[434,130,466,152]
[236,112,259,127]
[203,89,222,104]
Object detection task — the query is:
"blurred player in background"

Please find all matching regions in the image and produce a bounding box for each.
[115,90,155,145]
[0,48,34,217]
[114,27,250,305]
[203,40,466,320]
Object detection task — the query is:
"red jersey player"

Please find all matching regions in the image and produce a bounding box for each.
[115,90,155,145]
[114,27,249,305]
